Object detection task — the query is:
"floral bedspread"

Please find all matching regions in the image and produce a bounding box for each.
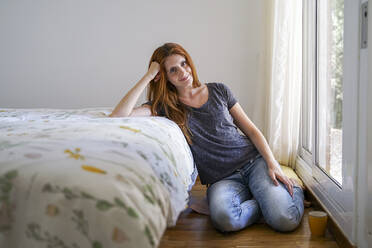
[0,108,196,248]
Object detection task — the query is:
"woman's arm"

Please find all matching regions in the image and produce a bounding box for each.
[109,62,160,117]
[229,103,294,196]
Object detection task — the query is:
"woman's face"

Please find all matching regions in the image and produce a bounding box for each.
[164,54,193,88]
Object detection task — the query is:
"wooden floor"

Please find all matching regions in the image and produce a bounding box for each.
[159,178,340,248]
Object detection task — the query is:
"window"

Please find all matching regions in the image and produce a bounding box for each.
[300,0,344,187]
[299,0,357,240]
[317,0,344,185]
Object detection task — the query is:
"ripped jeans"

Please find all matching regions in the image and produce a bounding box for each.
[207,156,304,232]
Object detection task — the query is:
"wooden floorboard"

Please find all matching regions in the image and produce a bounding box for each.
[159,179,339,248]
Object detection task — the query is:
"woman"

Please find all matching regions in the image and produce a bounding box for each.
[110,43,304,232]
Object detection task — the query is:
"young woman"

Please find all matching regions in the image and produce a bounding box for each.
[110,43,304,232]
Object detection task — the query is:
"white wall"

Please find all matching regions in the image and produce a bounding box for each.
[0,0,269,132]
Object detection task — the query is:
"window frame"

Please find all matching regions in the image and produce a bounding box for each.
[297,0,359,242]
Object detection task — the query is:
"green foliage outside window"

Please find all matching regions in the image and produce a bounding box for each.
[331,0,344,129]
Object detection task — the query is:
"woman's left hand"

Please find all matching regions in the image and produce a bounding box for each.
[267,162,294,197]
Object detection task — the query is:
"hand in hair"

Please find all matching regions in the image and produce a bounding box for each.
[147,61,161,82]
[110,61,160,118]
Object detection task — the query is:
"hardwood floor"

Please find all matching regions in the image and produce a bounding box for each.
[159,179,340,248]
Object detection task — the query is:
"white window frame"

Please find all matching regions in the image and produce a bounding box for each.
[297,0,361,243]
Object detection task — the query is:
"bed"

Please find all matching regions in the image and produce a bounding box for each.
[0,108,197,248]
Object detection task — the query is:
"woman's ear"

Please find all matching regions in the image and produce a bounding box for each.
[154,73,160,82]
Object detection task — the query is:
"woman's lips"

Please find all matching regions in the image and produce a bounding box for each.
[180,75,189,81]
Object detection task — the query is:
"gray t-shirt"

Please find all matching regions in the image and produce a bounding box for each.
[146,82,259,185]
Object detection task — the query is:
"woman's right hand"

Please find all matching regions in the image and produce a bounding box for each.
[110,61,160,118]
[147,61,160,82]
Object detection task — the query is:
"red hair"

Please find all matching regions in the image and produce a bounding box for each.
[147,43,201,144]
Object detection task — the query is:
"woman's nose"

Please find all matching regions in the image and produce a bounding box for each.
[179,68,186,77]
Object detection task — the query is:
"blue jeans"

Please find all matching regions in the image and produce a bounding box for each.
[207,156,304,232]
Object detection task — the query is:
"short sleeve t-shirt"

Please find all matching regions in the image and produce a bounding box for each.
[145,82,259,185]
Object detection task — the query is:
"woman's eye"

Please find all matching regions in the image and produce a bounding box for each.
[181,61,186,66]
[170,68,176,73]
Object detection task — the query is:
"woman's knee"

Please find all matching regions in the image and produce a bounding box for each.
[266,205,303,232]
[257,183,304,232]
[207,178,258,232]
[209,206,242,232]
[209,199,261,232]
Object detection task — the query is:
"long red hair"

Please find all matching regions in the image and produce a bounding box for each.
[147,43,201,144]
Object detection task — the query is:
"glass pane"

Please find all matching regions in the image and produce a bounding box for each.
[317,0,343,185]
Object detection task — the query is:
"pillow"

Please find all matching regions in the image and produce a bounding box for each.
[280,165,304,188]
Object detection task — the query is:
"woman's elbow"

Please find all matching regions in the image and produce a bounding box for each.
[109,112,128,118]
[108,111,119,117]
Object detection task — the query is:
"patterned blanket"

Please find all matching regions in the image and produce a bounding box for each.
[0,108,196,248]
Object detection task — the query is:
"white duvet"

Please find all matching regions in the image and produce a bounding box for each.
[0,108,196,248]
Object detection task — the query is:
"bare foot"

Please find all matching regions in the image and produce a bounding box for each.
[189,196,210,215]
[304,200,312,208]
